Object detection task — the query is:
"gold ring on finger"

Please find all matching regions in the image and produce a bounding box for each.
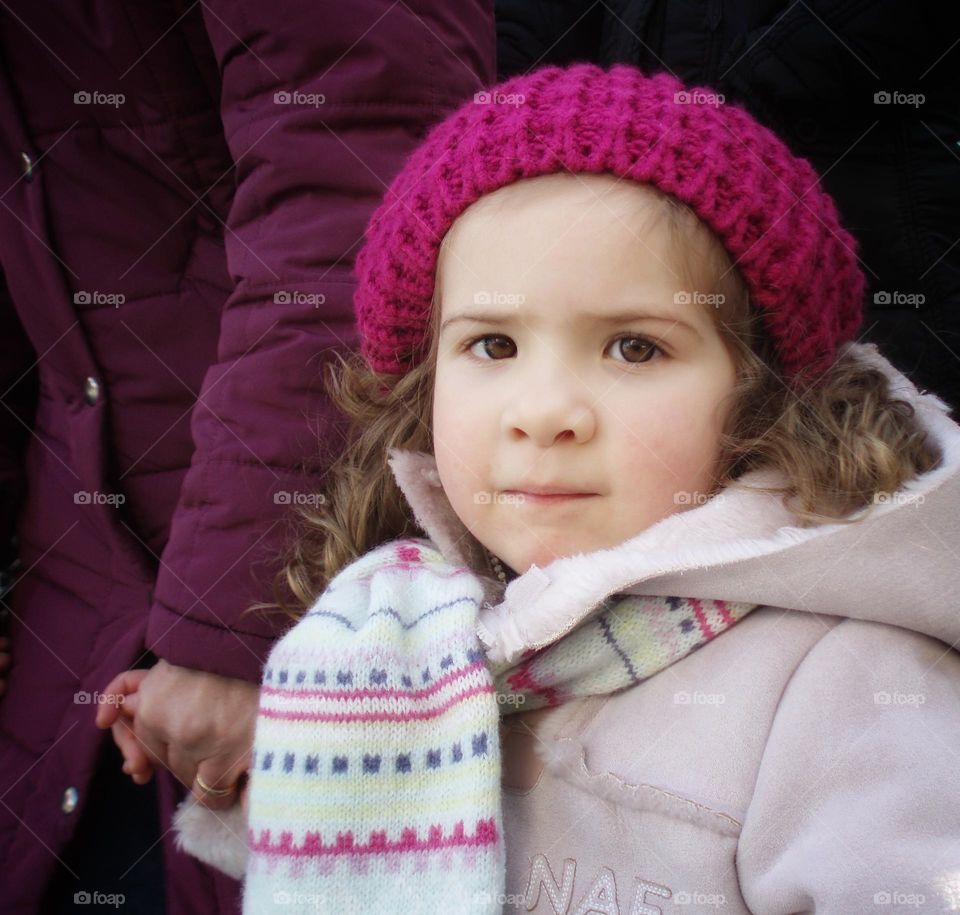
[195,773,236,797]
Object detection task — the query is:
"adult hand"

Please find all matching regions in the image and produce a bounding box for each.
[96,659,260,810]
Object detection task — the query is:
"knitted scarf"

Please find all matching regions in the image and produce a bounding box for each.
[241,538,757,914]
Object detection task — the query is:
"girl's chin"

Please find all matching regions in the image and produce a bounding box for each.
[503,548,566,574]
[483,531,607,574]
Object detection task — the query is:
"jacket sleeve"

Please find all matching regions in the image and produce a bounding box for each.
[144,0,496,683]
[736,619,960,913]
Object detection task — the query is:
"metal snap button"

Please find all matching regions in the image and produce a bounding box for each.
[83,376,100,405]
[61,786,79,814]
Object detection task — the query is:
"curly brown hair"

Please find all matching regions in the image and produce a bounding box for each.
[244,185,941,625]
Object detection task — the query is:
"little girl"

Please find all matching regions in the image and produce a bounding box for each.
[123,63,960,912]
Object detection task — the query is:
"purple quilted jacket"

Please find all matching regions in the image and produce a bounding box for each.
[0,2,494,912]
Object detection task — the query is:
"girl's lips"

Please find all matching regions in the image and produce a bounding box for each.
[503,491,596,504]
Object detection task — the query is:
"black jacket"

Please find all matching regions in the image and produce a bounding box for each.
[497,0,960,408]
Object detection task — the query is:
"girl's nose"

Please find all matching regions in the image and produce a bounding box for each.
[500,381,596,447]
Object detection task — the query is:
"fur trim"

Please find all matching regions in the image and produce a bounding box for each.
[387,342,960,664]
[386,448,491,575]
[172,798,249,880]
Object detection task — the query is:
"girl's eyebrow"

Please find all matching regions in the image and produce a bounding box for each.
[439,309,700,336]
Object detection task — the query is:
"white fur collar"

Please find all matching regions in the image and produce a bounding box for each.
[388,342,960,663]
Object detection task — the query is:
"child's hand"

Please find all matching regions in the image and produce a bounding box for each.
[0,636,11,697]
[95,668,155,784]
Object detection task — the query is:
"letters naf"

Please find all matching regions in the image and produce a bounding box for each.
[521,853,677,915]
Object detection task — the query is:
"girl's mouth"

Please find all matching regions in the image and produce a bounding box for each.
[502,491,597,505]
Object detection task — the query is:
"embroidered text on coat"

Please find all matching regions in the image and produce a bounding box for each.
[523,853,672,914]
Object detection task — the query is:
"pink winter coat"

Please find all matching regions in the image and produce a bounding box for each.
[177,342,960,913]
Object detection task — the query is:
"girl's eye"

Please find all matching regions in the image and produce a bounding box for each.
[465,335,516,360]
[608,335,662,364]
[461,333,663,364]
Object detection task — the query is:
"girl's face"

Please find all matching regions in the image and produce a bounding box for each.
[432,173,738,575]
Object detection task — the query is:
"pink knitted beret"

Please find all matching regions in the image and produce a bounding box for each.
[354,62,865,381]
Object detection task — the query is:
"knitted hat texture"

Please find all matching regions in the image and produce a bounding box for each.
[354,62,865,381]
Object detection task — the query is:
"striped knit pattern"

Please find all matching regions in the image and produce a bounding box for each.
[241,538,757,913]
[488,593,757,711]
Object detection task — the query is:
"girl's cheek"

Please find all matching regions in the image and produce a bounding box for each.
[616,402,718,495]
[435,372,489,441]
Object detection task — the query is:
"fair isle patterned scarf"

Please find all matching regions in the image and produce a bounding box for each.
[240,538,757,914]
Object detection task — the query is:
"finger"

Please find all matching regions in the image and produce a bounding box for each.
[95,669,148,728]
[118,691,139,718]
[119,751,152,781]
[121,757,155,783]
[98,689,138,730]
[112,719,153,777]
[101,667,151,695]
[206,746,252,798]
[106,686,137,716]
[192,759,243,811]
[127,756,156,786]
[130,716,170,773]
[111,719,153,780]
